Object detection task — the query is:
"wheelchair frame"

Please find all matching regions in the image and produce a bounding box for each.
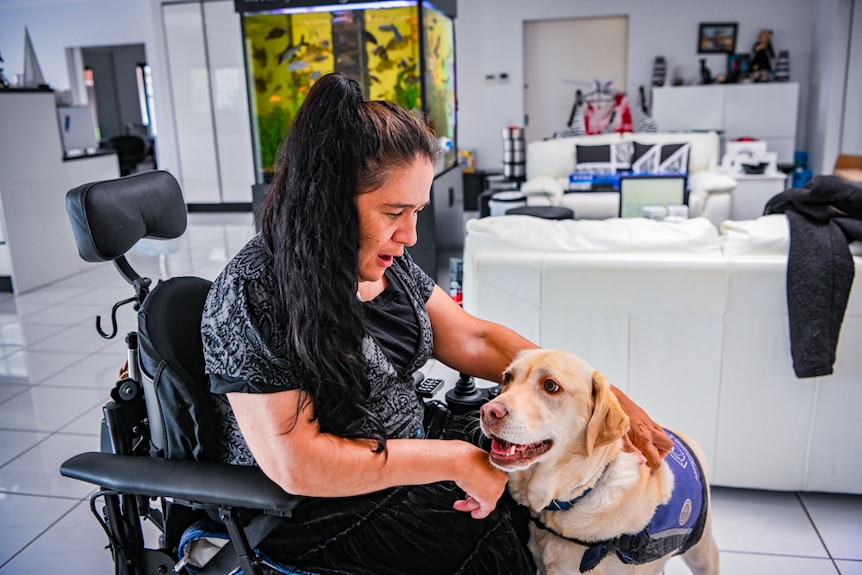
[59,170,494,575]
[61,171,301,575]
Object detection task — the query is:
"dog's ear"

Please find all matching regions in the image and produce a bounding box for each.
[584,371,630,456]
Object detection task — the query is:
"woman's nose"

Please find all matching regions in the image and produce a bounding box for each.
[394,217,418,247]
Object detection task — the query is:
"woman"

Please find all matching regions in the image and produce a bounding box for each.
[201,72,671,575]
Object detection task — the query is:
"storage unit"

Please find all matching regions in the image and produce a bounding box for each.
[652,83,799,163]
[0,90,120,293]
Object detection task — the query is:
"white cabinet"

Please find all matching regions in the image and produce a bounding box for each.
[652,83,799,163]
[730,173,787,220]
[0,91,120,293]
[163,1,254,204]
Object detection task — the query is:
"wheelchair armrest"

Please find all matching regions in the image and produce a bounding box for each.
[61,452,302,516]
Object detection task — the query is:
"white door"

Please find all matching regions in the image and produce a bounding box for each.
[523,17,628,143]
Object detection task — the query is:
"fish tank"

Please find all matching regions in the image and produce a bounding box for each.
[235,0,458,184]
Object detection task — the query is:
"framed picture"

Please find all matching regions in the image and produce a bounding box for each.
[698,22,738,54]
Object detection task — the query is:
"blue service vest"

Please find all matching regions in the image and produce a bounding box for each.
[533,430,708,573]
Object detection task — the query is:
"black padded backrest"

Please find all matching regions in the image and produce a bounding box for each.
[65,170,187,263]
[137,276,217,462]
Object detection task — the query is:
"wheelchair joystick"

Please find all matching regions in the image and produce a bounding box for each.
[445,372,499,416]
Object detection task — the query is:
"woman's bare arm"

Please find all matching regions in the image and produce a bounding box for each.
[425,284,672,469]
[227,389,506,519]
[425,286,538,383]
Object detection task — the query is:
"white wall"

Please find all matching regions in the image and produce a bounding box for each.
[456,0,823,171]
[0,0,183,185]
[806,0,855,175]
[841,0,862,156]
[0,0,854,178]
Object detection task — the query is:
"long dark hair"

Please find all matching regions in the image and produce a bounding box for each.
[260,73,440,451]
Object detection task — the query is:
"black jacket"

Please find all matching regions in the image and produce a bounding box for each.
[764,175,862,377]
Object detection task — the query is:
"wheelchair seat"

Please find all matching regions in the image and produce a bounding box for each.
[60,171,305,575]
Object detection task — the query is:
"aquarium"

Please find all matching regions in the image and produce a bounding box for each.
[235,0,457,182]
[422,2,456,174]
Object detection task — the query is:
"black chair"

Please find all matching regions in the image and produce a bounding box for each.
[110,134,149,176]
[60,171,304,575]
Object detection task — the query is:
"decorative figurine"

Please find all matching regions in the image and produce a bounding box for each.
[699,58,713,84]
[751,28,775,81]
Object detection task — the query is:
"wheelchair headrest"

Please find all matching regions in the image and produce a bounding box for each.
[65,171,188,263]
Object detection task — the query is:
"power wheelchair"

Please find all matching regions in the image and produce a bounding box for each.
[59,170,494,575]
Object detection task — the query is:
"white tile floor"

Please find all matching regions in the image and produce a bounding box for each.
[0,212,860,574]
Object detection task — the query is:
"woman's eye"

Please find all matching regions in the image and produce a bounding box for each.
[543,379,560,393]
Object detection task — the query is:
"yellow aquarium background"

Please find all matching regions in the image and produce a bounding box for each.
[423,2,456,174]
[240,1,456,182]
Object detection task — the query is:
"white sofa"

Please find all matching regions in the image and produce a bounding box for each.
[463,214,862,494]
[521,131,737,225]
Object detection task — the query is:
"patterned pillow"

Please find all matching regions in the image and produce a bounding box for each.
[630,141,691,174]
[573,142,634,174]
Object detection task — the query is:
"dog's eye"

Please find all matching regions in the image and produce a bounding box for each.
[543,379,560,393]
[502,372,512,385]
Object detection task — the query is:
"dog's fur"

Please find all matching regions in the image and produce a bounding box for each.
[479,349,719,575]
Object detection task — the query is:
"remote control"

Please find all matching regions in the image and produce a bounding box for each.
[416,377,445,398]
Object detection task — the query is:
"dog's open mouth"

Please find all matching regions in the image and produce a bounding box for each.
[489,436,553,466]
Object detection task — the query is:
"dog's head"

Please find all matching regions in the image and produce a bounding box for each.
[479,349,630,471]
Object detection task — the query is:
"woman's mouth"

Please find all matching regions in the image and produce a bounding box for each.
[377,254,394,267]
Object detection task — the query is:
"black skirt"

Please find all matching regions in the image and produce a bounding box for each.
[256,404,535,575]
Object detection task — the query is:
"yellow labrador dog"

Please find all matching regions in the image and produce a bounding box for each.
[480,349,719,575]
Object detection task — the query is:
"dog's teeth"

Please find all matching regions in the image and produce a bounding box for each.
[507,445,516,456]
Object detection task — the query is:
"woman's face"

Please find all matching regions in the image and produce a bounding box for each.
[355,156,434,283]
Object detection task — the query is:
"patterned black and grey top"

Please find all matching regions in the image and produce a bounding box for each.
[201,235,436,466]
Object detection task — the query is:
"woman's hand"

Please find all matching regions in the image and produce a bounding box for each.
[610,386,673,473]
[451,443,508,519]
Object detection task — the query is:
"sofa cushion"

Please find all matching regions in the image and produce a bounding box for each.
[527,133,627,180]
[621,132,718,173]
[631,141,691,174]
[465,215,722,254]
[720,215,789,254]
[721,214,862,256]
[526,131,719,181]
[574,142,634,174]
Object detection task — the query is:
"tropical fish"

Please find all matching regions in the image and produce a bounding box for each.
[375,59,395,72]
[385,38,408,52]
[266,27,287,40]
[372,45,389,60]
[254,76,268,93]
[278,35,307,64]
[252,45,267,67]
[379,24,403,43]
[369,75,381,84]
[320,39,330,48]
[310,70,321,80]
[303,43,331,61]
[287,60,311,72]
[362,30,378,45]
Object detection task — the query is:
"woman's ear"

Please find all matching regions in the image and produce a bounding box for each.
[584,371,630,456]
